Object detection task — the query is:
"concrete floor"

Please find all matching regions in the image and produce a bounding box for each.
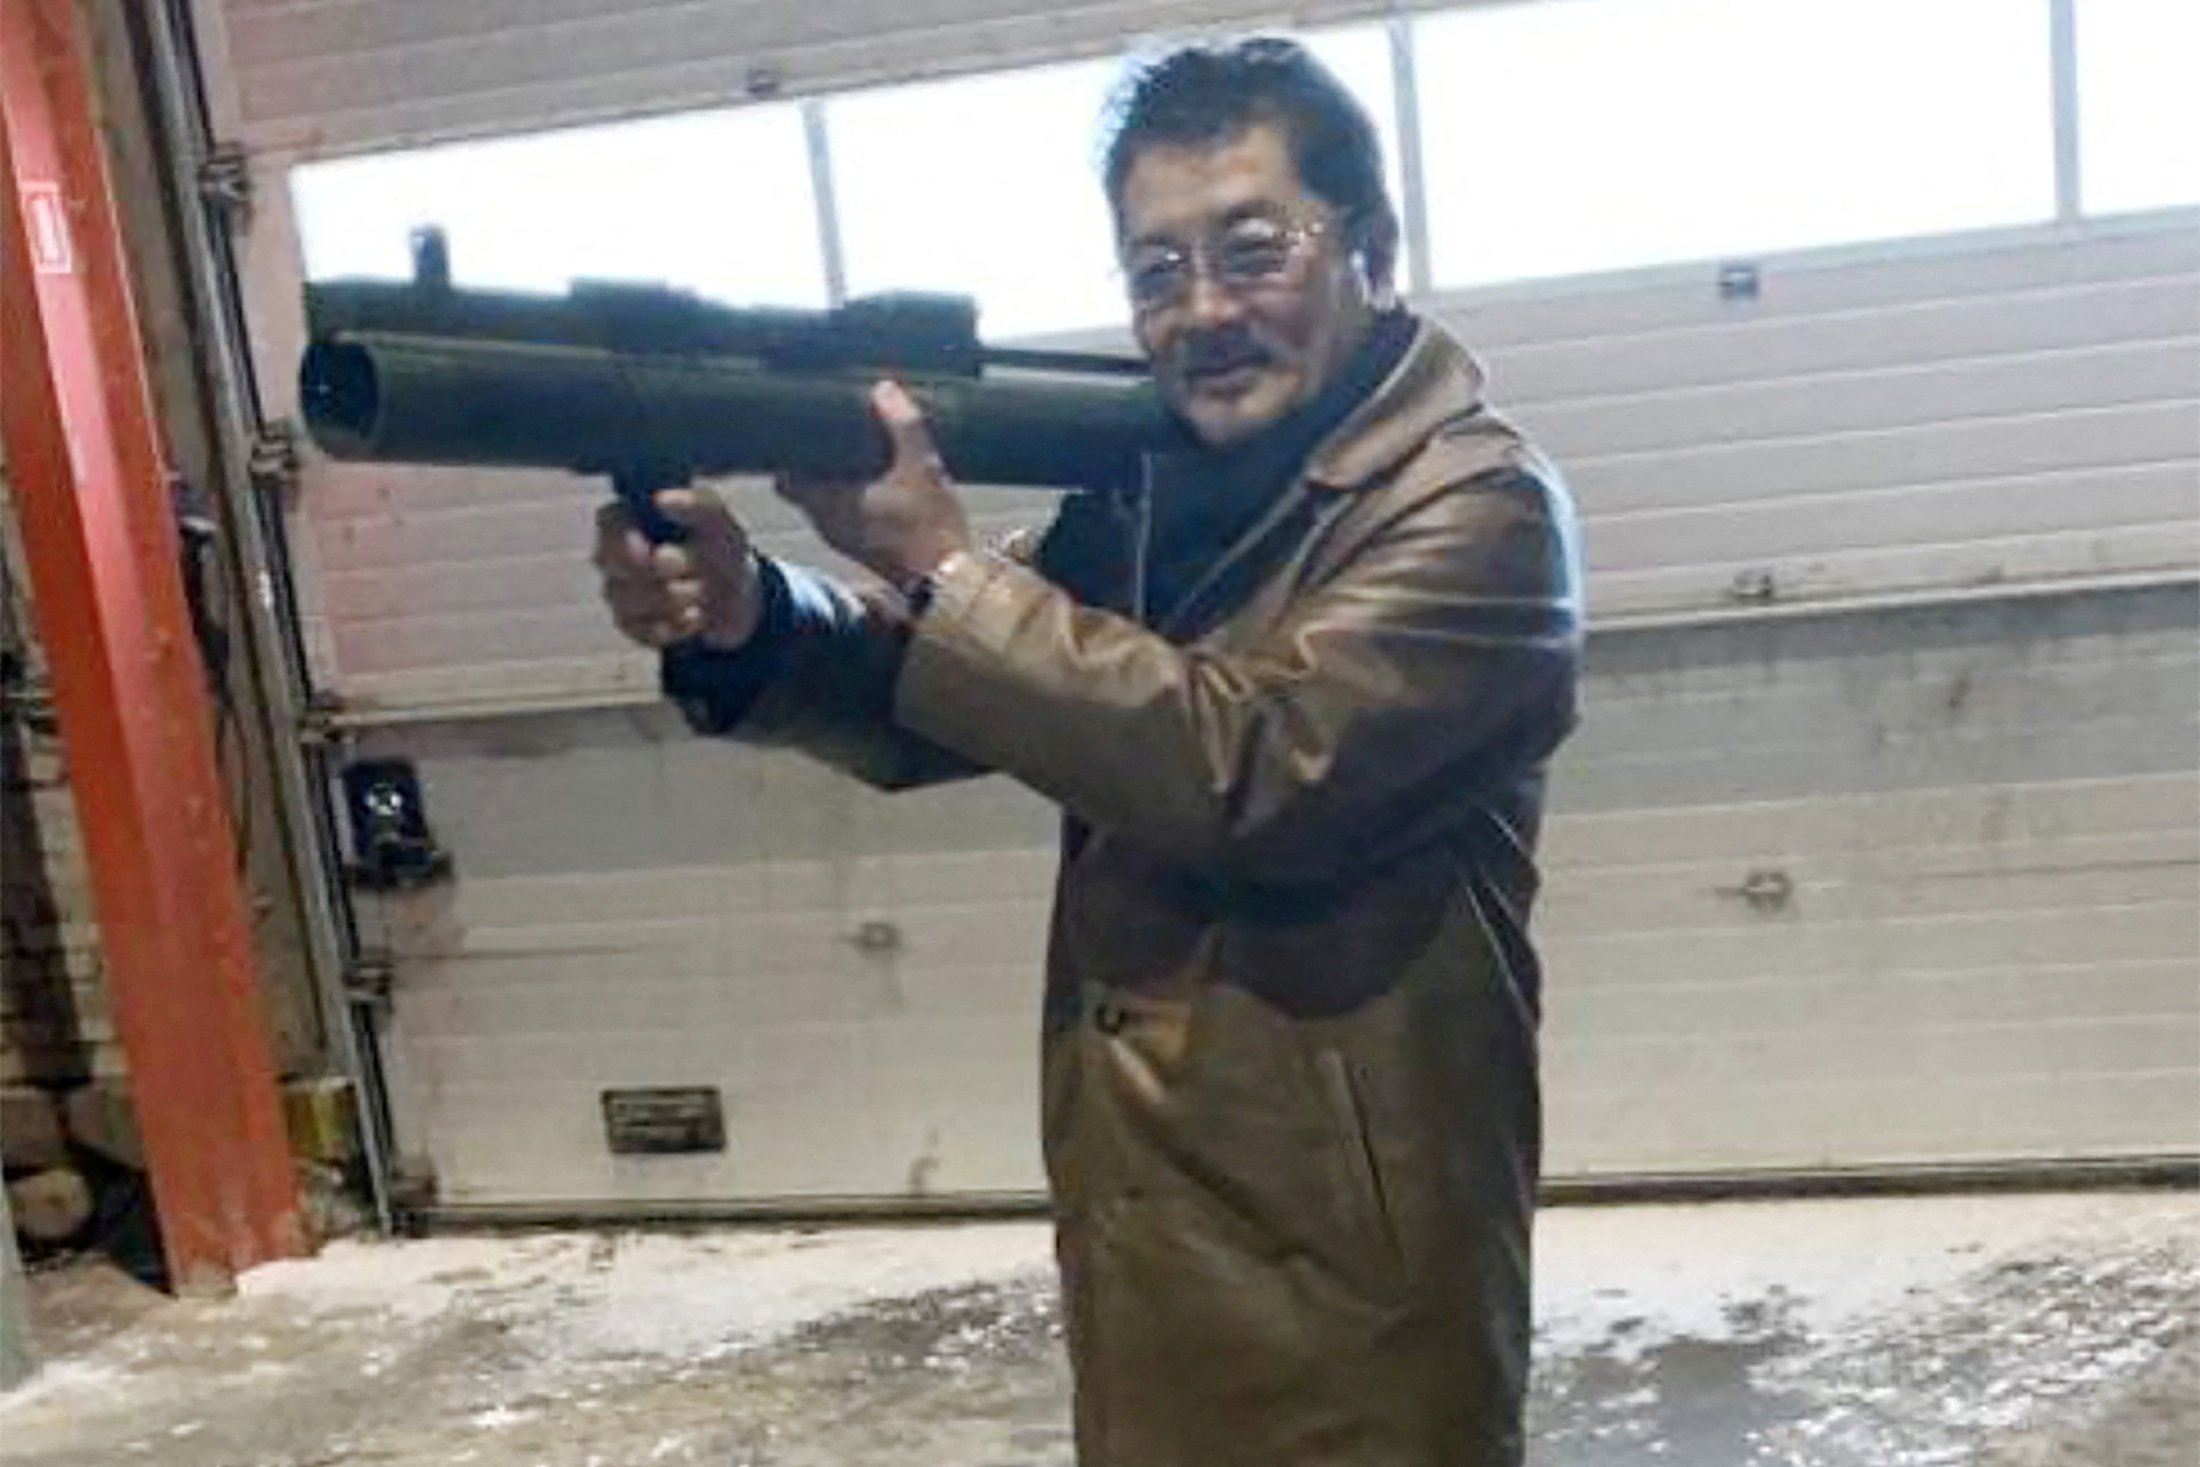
[0,1190,2193,1466]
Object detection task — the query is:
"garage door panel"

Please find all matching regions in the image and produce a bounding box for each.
[1572,404,2195,538]
[316,507,1036,627]
[1550,1015,2199,1093]
[402,914,861,1000]
[310,477,601,567]
[1537,833,2200,939]
[1459,226,2200,348]
[851,774,1057,858]
[867,958,1047,1022]
[1491,275,2200,403]
[331,655,661,720]
[397,943,728,997]
[852,909,1053,983]
[307,461,586,529]
[388,895,1050,1004]
[1567,640,2195,767]
[368,723,895,876]
[221,0,694,74]
[410,1016,1043,1206]
[834,848,1060,906]
[322,550,595,624]
[1581,482,2198,595]
[389,864,791,931]
[1558,720,2197,817]
[321,605,588,678]
[1541,824,2200,917]
[1562,707,2200,811]
[307,480,872,587]
[1550,1071,2199,1175]
[313,463,1061,535]
[1545,897,2195,987]
[1580,584,2187,691]
[1590,521,2200,619]
[1548,958,2200,1042]
[1518,338,2199,462]
[233,16,774,145]
[1966,1072,2200,1158]
[1556,590,2198,805]
[864,1015,1044,1194]
[393,847,1063,933]
[1588,493,2199,602]
[398,941,1048,1052]
[1848,846,2200,915]
[1544,774,2200,871]
[411,975,801,1042]
[364,707,1058,1202]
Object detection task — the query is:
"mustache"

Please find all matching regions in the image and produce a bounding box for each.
[1174,332,1273,375]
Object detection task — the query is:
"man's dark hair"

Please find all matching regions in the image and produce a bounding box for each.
[1100,36,1397,278]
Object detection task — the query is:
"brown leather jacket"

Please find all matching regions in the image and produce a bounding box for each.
[677,318,1583,1466]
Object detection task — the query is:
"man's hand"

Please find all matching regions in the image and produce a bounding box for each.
[776,380,973,594]
[593,487,763,651]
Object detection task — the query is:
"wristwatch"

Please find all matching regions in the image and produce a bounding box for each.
[903,548,976,619]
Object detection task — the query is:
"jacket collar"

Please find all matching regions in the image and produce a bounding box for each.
[1305,318,1488,492]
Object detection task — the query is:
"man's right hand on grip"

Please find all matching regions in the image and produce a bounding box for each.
[592,487,763,652]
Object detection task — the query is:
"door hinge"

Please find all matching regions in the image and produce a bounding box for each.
[343,948,396,1007]
[247,420,300,503]
[197,140,253,221]
[297,688,348,746]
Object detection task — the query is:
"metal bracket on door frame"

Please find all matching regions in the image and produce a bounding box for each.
[195,138,251,222]
[1716,868,1797,913]
[342,948,396,1009]
[245,419,299,503]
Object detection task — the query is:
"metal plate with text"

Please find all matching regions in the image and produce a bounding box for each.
[601,1087,726,1155]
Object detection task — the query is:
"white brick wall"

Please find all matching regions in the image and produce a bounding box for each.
[0,469,119,1090]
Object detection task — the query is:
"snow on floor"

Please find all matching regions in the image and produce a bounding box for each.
[1,1189,2194,1466]
[238,1221,1058,1366]
[1535,1188,2192,1352]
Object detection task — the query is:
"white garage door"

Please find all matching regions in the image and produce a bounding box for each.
[195,0,2200,1212]
[353,583,2198,1209]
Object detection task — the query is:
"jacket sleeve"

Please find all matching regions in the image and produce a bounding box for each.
[894,465,1583,885]
[665,556,987,791]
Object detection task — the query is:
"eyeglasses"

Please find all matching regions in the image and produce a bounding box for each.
[1120,215,1331,313]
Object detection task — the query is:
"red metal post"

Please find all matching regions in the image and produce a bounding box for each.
[0,0,305,1291]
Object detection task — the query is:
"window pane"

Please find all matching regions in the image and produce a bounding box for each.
[1417,0,2056,289]
[290,105,827,307]
[1295,24,1410,282]
[828,60,1123,340]
[2078,0,2200,215]
[827,31,1400,340]
[1295,25,1405,209]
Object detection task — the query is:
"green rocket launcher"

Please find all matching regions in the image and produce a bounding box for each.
[299,228,1188,540]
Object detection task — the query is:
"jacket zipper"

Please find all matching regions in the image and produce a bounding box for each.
[1125,457,1155,625]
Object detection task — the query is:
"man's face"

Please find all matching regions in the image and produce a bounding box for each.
[1116,123,1377,449]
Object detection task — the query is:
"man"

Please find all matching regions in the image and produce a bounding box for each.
[595,38,1582,1467]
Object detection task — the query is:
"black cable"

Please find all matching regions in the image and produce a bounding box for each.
[170,473,256,881]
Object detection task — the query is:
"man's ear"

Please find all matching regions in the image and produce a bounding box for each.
[1354,208,1402,308]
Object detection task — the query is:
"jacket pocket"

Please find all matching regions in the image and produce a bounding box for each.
[1314,1047,1408,1303]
